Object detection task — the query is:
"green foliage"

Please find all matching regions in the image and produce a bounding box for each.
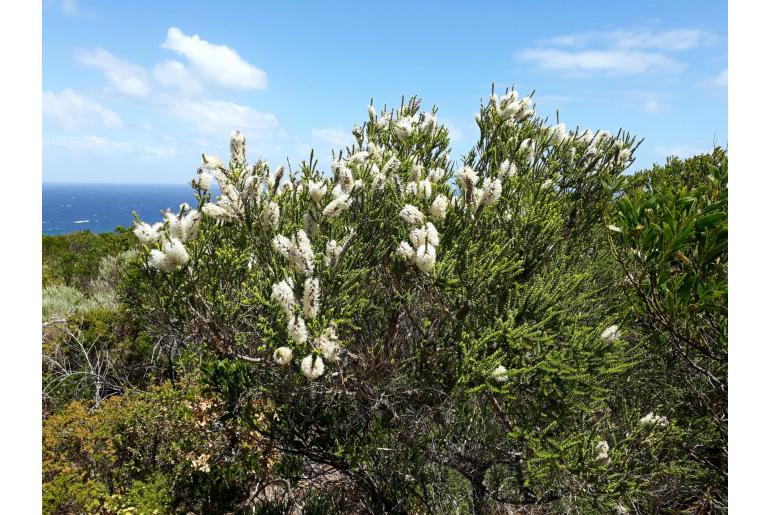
[604,148,728,512]
[42,228,137,289]
[125,88,642,512]
[41,90,727,513]
[42,308,156,414]
[42,379,268,514]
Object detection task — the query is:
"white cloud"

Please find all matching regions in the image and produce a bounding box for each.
[167,98,277,135]
[652,144,707,160]
[715,68,728,87]
[153,60,205,96]
[711,68,728,88]
[547,28,715,51]
[520,27,714,76]
[57,0,78,15]
[312,127,349,147]
[614,29,715,51]
[45,135,178,159]
[43,89,123,129]
[518,48,681,75]
[77,49,151,97]
[162,27,268,90]
[642,99,665,114]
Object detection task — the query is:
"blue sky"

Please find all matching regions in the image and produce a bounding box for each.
[43,0,727,184]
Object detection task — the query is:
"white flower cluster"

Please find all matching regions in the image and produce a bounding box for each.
[391,109,438,141]
[135,204,200,273]
[270,278,297,317]
[315,324,341,362]
[639,412,668,428]
[230,130,246,167]
[272,229,315,275]
[300,354,325,379]
[325,239,343,266]
[273,346,293,366]
[600,325,621,341]
[455,164,504,209]
[595,440,610,464]
[196,132,289,227]
[397,204,439,274]
[497,90,534,123]
[492,365,509,383]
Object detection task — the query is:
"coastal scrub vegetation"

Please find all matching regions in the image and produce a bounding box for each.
[42,86,727,514]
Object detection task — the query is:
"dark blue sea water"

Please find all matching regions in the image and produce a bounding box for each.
[43,183,202,235]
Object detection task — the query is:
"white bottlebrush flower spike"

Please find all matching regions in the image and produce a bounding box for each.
[492,365,509,383]
[316,325,341,362]
[427,167,445,182]
[458,166,478,191]
[323,194,352,218]
[424,222,440,247]
[409,164,424,182]
[308,180,328,203]
[381,156,399,175]
[399,204,424,225]
[519,138,534,157]
[595,440,610,464]
[416,179,432,199]
[202,203,233,222]
[337,166,355,192]
[273,346,293,366]
[397,241,415,261]
[300,354,325,379]
[163,238,190,268]
[294,229,315,274]
[133,221,162,245]
[325,239,343,265]
[271,278,296,317]
[202,154,224,170]
[405,181,418,196]
[430,194,449,220]
[147,238,190,273]
[414,243,436,274]
[600,325,620,341]
[639,412,668,428]
[393,117,414,140]
[302,277,320,320]
[349,151,369,165]
[261,201,280,229]
[148,249,174,273]
[272,234,298,262]
[550,122,568,144]
[230,130,246,166]
[287,314,308,344]
[197,171,213,192]
[481,178,503,206]
[372,172,387,191]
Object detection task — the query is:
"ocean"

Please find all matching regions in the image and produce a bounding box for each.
[43,183,202,235]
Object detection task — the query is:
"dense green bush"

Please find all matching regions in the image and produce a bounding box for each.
[604,148,728,512]
[42,379,270,514]
[126,88,645,512]
[42,228,137,289]
[41,88,728,513]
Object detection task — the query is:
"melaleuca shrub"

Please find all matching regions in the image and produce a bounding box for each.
[128,86,639,511]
